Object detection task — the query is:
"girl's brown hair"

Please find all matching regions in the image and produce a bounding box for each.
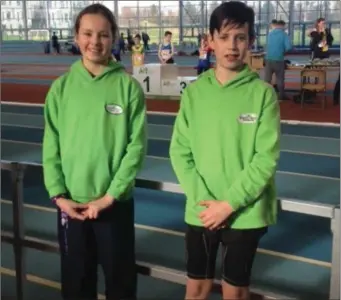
[74,4,118,40]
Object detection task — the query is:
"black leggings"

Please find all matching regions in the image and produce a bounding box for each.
[58,200,136,300]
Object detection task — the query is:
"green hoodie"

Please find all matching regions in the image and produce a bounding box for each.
[43,59,147,203]
[169,66,280,229]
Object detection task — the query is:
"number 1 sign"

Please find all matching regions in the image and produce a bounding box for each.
[133,64,162,95]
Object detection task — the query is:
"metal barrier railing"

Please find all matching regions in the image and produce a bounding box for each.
[1,162,340,300]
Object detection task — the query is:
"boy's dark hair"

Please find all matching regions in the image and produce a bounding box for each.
[271,19,278,25]
[74,4,118,40]
[164,31,172,36]
[135,34,141,39]
[277,20,286,26]
[209,1,255,40]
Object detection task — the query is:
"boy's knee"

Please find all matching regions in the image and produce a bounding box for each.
[222,280,250,300]
[185,279,212,300]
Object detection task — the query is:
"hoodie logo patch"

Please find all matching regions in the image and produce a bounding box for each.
[105,104,123,115]
[238,113,258,124]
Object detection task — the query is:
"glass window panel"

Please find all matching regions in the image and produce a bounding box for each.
[1,0,24,34]
[26,0,48,34]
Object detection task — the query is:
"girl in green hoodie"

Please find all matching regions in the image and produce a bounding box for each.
[42,4,146,299]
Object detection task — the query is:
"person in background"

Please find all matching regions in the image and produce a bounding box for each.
[131,34,145,66]
[169,2,280,299]
[197,33,213,75]
[158,31,175,64]
[197,32,202,47]
[112,42,121,62]
[267,20,279,92]
[310,18,334,60]
[142,32,150,51]
[43,4,146,300]
[127,29,134,51]
[51,31,60,54]
[118,32,126,54]
[264,19,291,100]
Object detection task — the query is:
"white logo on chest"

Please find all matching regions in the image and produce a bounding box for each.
[238,113,258,124]
[105,104,123,115]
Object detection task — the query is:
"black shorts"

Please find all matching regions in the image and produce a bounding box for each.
[165,58,174,64]
[185,225,267,287]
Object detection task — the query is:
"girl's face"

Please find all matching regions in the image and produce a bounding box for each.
[75,13,113,64]
[318,20,325,31]
[134,37,141,45]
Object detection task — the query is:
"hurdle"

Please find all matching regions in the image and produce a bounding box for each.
[1,160,339,300]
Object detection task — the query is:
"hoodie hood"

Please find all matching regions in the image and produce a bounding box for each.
[70,58,125,82]
[203,64,259,89]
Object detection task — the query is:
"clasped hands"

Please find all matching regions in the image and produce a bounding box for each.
[55,196,234,226]
[55,195,114,221]
[198,200,234,230]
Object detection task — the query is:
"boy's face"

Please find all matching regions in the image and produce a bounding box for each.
[165,34,172,42]
[209,22,251,71]
[134,37,141,44]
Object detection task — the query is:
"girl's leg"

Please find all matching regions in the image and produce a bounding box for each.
[94,200,137,300]
[58,209,98,300]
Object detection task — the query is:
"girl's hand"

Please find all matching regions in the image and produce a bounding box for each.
[82,195,114,219]
[55,198,88,220]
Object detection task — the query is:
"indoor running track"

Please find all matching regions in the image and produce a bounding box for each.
[1,102,340,299]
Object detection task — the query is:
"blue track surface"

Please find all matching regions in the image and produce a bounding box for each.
[1,124,339,178]
[1,102,340,299]
[1,104,340,138]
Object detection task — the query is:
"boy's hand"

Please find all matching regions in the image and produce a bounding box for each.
[82,195,114,220]
[198,200,234,230]
[55,198,88,221]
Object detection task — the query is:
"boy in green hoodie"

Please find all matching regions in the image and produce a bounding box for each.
[42,4,146,300]
[169,2,280,300]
